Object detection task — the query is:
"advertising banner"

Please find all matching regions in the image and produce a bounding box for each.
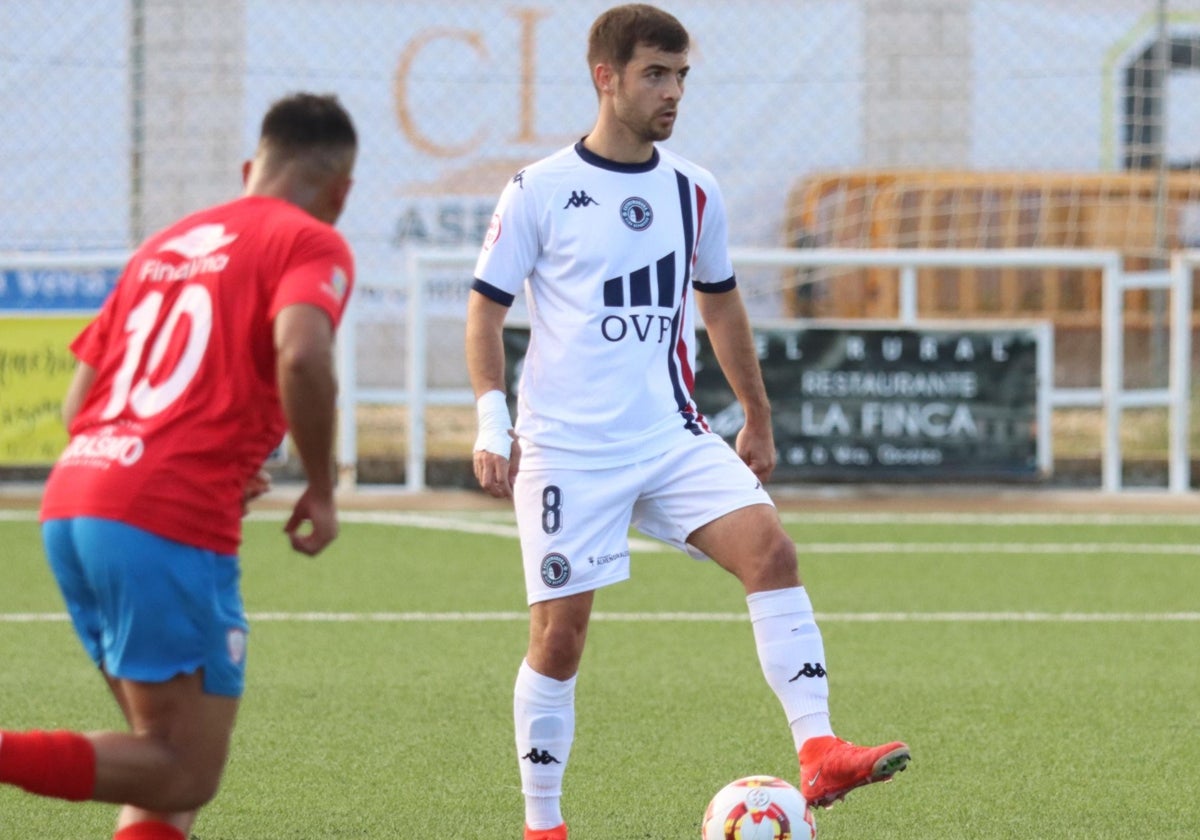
[0,316,87,465]
[504,321,1044,481]
[0,266,118,311]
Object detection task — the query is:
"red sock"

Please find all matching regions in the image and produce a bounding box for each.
[113,821,187,840]
[0,729,96,801]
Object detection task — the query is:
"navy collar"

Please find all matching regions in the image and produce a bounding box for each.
[575,139,659,173]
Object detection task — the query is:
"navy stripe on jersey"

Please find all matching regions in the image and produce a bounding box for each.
[667,170,704,435]
[471,277,515,307]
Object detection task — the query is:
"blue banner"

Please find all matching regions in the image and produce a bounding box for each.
[0,267,119,311]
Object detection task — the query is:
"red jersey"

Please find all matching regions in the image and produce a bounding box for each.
[40,195,355,554]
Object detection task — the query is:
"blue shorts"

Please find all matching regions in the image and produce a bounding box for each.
[42,517,249,698]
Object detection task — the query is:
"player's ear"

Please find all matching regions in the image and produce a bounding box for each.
[594,62,614,95]
[241,159,253,186]
[330,176,353,222]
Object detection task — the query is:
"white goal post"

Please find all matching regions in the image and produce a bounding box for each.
[338,247,1193,494]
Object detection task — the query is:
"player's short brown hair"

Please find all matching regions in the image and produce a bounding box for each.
[587,4,689,72]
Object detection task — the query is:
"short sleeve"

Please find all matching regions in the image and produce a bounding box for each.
[473,170,541,303]
[69,271,128,365]
[268,228,355,328]
[691,176,736,291]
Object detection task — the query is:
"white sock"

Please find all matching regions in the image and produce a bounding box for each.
[747,586,835,752]
[514,659,576,830]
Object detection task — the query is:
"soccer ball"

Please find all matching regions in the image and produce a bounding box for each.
[701,775,816,840]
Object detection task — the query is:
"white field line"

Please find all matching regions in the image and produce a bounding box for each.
[6,509,1200,557]
[7,510,1196,622]
[0,509,668,553]
[3,611,1198,623]
[779,512,1200,526]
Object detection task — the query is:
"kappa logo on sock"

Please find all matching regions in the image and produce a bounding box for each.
[788,662,827,681]
[521,748,562,765]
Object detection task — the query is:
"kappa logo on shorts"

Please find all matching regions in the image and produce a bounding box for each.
[541,553,572,588]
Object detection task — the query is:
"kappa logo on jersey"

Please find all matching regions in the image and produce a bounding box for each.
[159,224,238,259]
[563,190,598,209]
[620,196,653,230]
[599,252,678,344]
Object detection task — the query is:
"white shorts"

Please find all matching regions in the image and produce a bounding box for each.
[512,432,774,604]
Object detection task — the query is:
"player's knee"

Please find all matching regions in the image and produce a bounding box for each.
[530,620,587,675]
[138,749,227,812]
[540,620,586,655]
[161,768,223,811]
[752,530,800,588]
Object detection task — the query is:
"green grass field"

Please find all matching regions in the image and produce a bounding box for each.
[1,502,1198,838]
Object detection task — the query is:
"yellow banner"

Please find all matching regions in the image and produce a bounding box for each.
[0,316,87,465]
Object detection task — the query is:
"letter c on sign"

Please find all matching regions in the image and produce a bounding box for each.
[394,28,488,158]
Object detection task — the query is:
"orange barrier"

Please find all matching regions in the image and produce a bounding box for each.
[783,170,1200,325]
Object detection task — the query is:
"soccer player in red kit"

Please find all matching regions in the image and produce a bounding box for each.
[0,92,357,840]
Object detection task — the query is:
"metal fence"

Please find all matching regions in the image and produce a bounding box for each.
[4,0,1199,483]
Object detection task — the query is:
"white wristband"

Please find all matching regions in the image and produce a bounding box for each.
[474,390,513,458]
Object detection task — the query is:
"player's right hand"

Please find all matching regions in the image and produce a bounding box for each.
[474,431,520,498]
[284,486,338,555]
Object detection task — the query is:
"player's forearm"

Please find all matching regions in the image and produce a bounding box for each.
[465,292,509,397]
[61,362,97,427]
[700,293,771,426]
[278,348,337,495]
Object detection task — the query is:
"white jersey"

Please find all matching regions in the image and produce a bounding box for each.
[474,141,736,470]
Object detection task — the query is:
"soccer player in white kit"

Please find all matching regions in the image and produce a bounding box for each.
[466,6,910,838]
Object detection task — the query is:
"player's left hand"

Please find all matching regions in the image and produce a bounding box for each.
[735,423,776,484]
[242,468,273,516]
[284,486,338,555]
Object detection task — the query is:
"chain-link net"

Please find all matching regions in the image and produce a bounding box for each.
[4,0,1198,474]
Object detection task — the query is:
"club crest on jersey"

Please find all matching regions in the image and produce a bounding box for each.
[323,266,349,302]
[541,553,571,588]
[620,196,653,230]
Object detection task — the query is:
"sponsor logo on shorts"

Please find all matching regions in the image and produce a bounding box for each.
[540,553,571,588]
[588,550,629,567]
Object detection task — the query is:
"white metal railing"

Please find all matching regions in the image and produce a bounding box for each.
[338,247,1193,493]
[13,249,1177,493]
